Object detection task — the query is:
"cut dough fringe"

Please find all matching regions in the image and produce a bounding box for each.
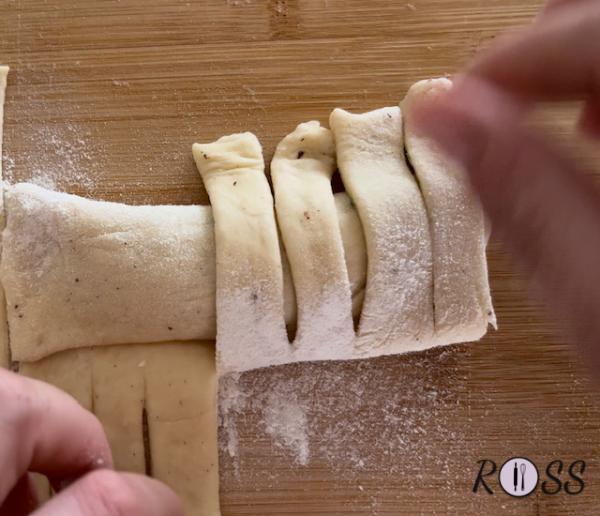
[0,79,495,371]
[0,68,496,516]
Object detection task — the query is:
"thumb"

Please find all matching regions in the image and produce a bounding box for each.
[412,78,600,373]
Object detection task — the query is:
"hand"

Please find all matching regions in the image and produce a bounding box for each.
[412,1,600,372]
[0,368,183,516]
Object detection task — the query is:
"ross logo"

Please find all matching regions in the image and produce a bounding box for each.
[498,457,538,497]
[473,458,586,497]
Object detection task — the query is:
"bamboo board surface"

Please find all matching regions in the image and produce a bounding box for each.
[3,1,600,514]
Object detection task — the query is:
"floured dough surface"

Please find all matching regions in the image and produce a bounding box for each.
[193,133,290,374]
[272,121,355,358]
[330,107,435,354]
[402,78,496,342]
[1,183,217,361]
[3,71,496,516]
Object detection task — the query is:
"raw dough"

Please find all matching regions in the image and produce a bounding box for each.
[144,342,219,516]
[91,345,147,473]
[330,107,435,354]
[1,183,217,362]
[193,133,290,373]
[271,121,355,357]
[20,342,220,516]
[1,182,368,363]
[5,75,496,516]
[401,79,496,342]
[0,65,9,368]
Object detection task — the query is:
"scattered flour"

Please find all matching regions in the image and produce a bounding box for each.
[262,384,309,466]
[219,345,468,477]
[227,0,254,6]
[4,123,98,193]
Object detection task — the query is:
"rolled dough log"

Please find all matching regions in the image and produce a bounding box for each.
[330,107,435,354]
[0,65,9,368]
[1,182,366,363]
[401,79,496,342]
[1,183,217,362]
[271,121,355,357]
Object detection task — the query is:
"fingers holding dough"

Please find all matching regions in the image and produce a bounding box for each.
[330,107,435,355]
[271,121,354,360]
[402,78,496,343]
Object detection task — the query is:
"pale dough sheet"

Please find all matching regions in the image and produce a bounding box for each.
[1,183,217,362]
[2,102,494,369]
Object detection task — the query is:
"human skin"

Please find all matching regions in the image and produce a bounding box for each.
[3,1,600,512]
[413,0,600,373]
[0,368,183,516]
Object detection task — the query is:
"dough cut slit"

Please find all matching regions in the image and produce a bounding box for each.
[334,192,367,329]
[142,403,153,476]
[271,121,355,360]
[193,133,289,374]
[401,78,496,343]
[330,106,435,354]
[91,345,146,473]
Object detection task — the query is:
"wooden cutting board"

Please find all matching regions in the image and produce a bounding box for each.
[3,1,600,514]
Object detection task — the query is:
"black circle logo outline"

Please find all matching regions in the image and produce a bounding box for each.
[498,456,539,498]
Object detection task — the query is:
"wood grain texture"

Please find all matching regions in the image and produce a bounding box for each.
[3,1,600,515]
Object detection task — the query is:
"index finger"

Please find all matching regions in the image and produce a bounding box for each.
[0,368,113,502]
[467,2,600,101]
